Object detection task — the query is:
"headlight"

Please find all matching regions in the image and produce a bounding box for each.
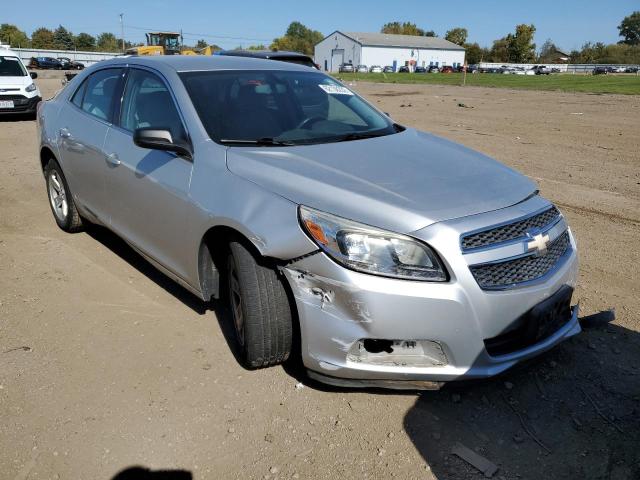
[299,206,447,281]
[25,83,37,92]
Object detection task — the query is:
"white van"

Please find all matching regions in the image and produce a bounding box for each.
[0,45,41,117]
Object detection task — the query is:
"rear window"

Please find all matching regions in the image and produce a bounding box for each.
[0,56,27,77]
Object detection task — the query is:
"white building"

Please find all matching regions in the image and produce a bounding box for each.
[315,31,466,72]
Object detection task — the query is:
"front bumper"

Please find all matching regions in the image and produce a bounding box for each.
[282,197,580,389]
[0,94,41,115]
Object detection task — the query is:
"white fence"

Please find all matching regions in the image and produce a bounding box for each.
[12,48,121,67]
[478,62,640,73]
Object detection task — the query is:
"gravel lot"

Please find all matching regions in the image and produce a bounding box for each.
[1,77,639,480]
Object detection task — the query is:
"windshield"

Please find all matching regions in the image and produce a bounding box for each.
[180,70,400,146]
[0,56,27,77]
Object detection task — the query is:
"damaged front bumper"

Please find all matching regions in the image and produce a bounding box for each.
[281,225,580,390]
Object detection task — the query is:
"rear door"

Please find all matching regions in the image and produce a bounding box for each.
[103,67,194,280]
[57,67,124,222]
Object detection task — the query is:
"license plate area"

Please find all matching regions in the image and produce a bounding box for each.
[529,285,573,342]
[484,285,574,356]
[0,100,15,109]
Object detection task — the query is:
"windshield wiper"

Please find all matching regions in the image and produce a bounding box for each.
[334,131,389,143]
[219,137,295,146]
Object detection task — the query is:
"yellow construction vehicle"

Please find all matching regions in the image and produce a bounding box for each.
[126,32,183,56]
[125,31,217,56]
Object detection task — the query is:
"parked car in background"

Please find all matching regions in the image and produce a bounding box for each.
[383,66,394,73]
[29,57,62,70]
[398,65,410,73]
[369,65,383,73]
[440,66,454,73]
[624,66,638,73]
[427,65,440,73]
[38,55,579,390]
[593,66,608,75]
[532,65,552,75]
[58,57,85,70]
[510,67,535,75]
[481,67,503,74]
[338,63,355,73]
[1,48,41,118]
[216,50,317,69]
[414,66,427,73]
[355,65,368,73]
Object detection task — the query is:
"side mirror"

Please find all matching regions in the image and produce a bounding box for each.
[133,128,192,160]
[30,72,38,79]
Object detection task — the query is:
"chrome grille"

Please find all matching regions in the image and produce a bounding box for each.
[470,231,570,289]
[461,206,560,250]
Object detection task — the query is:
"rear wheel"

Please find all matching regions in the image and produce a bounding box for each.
[44,159,84,232]
[226,241,292,368]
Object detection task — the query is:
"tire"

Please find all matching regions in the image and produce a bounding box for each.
[44,159,84,233]
[226,241,292,368]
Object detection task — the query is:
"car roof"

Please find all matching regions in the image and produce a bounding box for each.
[98,54,315,73]
[217,50,312,60]
[0,48,20,58]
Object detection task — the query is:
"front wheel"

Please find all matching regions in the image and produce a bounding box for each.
[44,159,84,232]
[226,241,293,368]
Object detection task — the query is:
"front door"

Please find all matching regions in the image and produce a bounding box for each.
[103,67,194,280]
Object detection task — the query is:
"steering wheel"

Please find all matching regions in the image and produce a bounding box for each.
[296,116,325,130]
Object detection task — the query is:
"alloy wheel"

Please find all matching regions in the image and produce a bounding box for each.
[48,170,68,222]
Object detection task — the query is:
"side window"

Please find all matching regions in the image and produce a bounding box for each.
[80,68,123,122]
[71,79,87,108]
[120,69,186,142]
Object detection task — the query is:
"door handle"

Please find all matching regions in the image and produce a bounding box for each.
[105,152,121,166]
[59,128,71,139]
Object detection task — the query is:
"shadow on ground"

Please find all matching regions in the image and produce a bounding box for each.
[111,466,192,479]
[85,224,207,314]
[404,313,640,479]
[0,114,36,122]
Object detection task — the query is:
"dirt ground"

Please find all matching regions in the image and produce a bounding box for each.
[1,78,639,480]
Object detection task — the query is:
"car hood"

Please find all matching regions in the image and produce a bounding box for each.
[226,128,537,234]
[0,75,30,89]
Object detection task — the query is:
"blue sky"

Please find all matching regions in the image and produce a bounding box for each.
[5,0,637,51]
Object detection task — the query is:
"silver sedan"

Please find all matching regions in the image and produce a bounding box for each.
[37,56,579,389]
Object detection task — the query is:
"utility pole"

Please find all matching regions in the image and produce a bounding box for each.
[119,13,125,52]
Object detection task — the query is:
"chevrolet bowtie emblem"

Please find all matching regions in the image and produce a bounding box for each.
[527,233,550,256]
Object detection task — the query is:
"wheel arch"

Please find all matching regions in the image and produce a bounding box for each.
[197,224,273,301]
[40,146,57,172]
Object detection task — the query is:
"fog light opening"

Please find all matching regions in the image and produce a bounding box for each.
[363,339,394,354]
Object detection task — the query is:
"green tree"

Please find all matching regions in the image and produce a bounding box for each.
[31,27,55,49]
[464,42,488,64]
[489,37,509,62]
[538,38,558,62]
[53,25,75,50]
[618,11,640,45]
[247,44,267,50]
[0,24,30,47]
[444,27,467,46]
[195,39,209,49]
[96,32,118,52]
[270,21,323,55]
[507,24,536,62]
[74,32,95,51]
[573,41,640,63]
[381,22,433,36]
